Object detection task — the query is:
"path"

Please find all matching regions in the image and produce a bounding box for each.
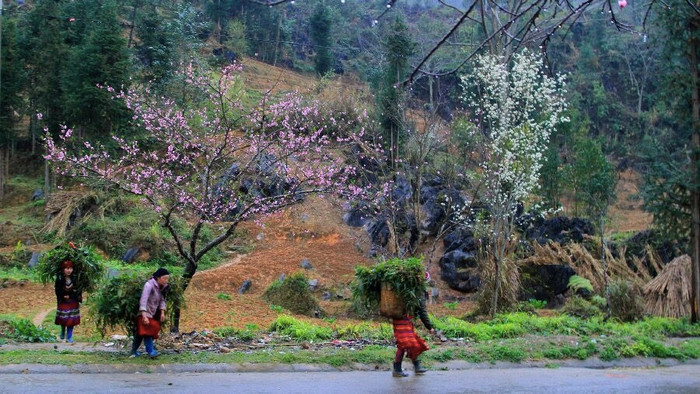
[32,308,52,327]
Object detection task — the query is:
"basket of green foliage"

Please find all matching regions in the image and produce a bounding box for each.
[89,271,184,337]
[352,257,426,318]
[36,242,104,294]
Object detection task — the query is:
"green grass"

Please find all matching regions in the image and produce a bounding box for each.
[0,334,698,367]
[2,309,700,367]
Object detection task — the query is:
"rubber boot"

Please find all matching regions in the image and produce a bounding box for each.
[130,333,144,357]
[66,326,74,343]
[59,326,66,340]
[392,362,408,377]
[413,359,427,374]
[144,337,158,358]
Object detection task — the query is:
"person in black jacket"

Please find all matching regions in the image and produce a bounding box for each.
[391,297,435,377]
[54,260,82,343]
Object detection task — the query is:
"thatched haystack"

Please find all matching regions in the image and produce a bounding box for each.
[43,191,99,237]
[643,255,691,318]
[518,239,659,292]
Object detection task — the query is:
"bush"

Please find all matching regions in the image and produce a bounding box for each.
[263,272,321,316]
[214,324,258,341]
[568,275,593,295]
[564,296,603,319]
[269,315,332,342]
[609,279,644,322]
[0,318,56,343]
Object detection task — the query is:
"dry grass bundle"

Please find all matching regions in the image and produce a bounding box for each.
[43,191,99,237]
[518,240,652,292]
[643,255,691,318]
[477,255,521,315]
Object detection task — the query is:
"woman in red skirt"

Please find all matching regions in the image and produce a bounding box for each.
[55,260,82,343]
[392,298,435,377]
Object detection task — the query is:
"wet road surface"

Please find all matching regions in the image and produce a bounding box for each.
[2,364,700,393]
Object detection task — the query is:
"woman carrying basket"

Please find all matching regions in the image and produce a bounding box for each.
[391,294,435,377]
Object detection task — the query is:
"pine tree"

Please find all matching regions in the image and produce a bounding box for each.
[310,2,332,76]
[378,15,415,168]
[61,0,132,139]
[0,17,26,200]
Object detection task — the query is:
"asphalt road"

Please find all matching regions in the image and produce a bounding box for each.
[2,365,700,393]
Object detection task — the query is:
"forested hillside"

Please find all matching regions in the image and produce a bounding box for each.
[0,0,698,322]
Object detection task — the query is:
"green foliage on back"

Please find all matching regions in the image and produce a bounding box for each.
[263,272,320,316]
[36,243,104,294]
[88,270,184,337]
[352,256,426,317]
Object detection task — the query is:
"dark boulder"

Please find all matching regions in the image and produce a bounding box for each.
[343,203,371,227]
[238,279,252,294]
[526,216,594,245]
[520,263,576,305]
[443,228,475,254]
[122,247,141,263]
[31,189,44,201]
[301,259,313,270]
[439,249,481,293]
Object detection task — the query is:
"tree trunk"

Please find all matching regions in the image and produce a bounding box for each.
[44,159,51,200]
[170,259,198,333]
[127,0,140,49]
[273,11,283,67]
[490,256,501,318]
[690,20,700,323]
[601,214,611,319]
[0,148,4,202]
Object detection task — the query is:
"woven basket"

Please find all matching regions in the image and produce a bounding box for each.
[379,283,405,319]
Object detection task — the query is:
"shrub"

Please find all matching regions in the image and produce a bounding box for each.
[568,275,593,294]
[263,272,321,316]
[0,318,56,343]
[564,296,603,319]
[214,324,258,341]
[444,301,458,310]
[217,292,232,300]
[608,279,644,322]
[269,315,332,341]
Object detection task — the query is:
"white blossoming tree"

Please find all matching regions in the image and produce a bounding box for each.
[460,50,569,316]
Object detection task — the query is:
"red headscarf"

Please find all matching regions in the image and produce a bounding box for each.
[61,260,74,269]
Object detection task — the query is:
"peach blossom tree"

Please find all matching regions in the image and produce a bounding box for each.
[44,63,369,330]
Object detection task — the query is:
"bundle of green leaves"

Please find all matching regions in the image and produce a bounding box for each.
[89,271,184,337]
[352,257,427,317]
[36,242,104,294]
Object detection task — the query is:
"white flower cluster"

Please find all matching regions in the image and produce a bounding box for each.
[460,50,569,211]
